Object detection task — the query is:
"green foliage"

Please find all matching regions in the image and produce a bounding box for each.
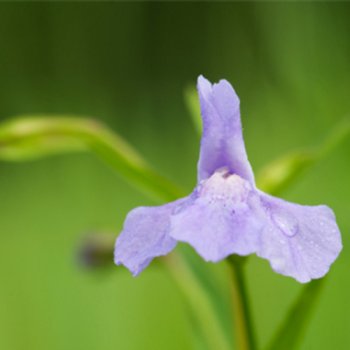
[257,119,350,195]
[265,280,324,350]
[0,3,349,350]
[0,117,183,202]
[0,115,233,350]
[185,82,350,350]
[184,86,202,135]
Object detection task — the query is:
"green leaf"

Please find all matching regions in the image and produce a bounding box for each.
[258,119,349,350]
[256,150,316,195]
[184,85,202,135]
[0,116,184,202]
[257,118,350,195]
[0,115,233,350]
[183,84,350,350]
[265,279,324,350]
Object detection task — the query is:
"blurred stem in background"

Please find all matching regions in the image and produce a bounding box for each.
[0,113,348,350]
[165,249,233,350]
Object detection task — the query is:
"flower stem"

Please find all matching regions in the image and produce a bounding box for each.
[228,257,257,350]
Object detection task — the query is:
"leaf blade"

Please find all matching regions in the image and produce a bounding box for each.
[0,116,184,202]
[265,280,324,350]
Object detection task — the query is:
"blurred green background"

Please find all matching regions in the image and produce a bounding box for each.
[0,2,349,350]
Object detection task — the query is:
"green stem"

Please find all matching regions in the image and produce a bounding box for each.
[185,102,258,350]
[166,251,232,350]
[228,258,256,350]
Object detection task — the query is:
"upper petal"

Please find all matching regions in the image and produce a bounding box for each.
[257,193,342,283]
[170,169,263,262]
[197,76,255,185]
[114,200,184,275]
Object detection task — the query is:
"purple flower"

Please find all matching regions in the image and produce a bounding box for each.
[114,76,342,283]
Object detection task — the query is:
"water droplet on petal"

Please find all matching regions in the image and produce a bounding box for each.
[272,209,299,237]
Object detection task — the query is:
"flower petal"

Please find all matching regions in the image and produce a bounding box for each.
[170,169,263,262]
[197,76,255,185]
[114,201,184,275]
[257,193,342,283]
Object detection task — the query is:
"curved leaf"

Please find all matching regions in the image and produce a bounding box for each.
[0,116,183,202]
[265,280,324,350]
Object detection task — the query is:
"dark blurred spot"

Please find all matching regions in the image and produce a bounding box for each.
[77,232,116,270]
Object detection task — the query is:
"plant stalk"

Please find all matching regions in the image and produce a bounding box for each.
[229,258,257,350]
